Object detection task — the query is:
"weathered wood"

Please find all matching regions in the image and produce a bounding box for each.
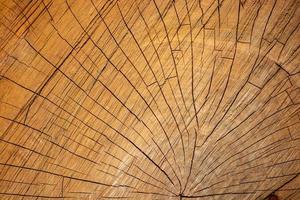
[0,0,299,199]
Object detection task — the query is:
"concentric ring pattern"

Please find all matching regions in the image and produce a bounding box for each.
[0,0,299,199]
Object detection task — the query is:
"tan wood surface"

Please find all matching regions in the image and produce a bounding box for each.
[0,0,300,199]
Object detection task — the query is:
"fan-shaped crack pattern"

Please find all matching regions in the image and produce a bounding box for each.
[0,0,300,199]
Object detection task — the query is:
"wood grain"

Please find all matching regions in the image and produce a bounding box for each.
[0,0,299,199]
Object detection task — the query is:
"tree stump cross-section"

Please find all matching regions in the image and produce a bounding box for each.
[0,0,300,199]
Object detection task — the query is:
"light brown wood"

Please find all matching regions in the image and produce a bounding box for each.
[0,0,299,199]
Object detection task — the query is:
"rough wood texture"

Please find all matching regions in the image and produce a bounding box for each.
[0,0,300,199]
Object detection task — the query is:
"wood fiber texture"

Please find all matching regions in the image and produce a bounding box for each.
[0,0,300,199]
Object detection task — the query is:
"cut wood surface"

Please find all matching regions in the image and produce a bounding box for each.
[0,0,300,199]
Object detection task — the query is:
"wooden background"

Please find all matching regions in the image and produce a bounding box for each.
[0,0,299,199]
